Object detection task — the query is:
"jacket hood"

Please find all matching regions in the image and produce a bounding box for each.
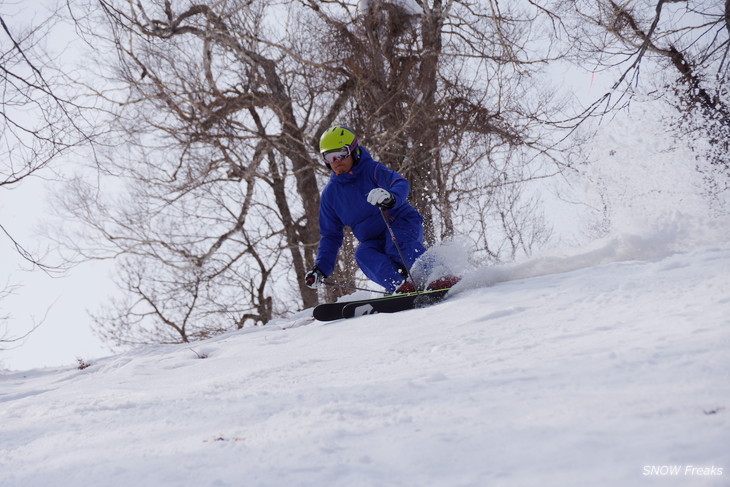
[329,146,373,184]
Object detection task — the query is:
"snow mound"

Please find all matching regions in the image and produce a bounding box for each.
[457,213,730,293]
[2,244,729,486]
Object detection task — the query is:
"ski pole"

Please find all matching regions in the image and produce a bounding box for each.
[379,207,420,292]
[322,280,389,295]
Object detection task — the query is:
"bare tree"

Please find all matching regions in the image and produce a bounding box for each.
[0,5,103,357]
[296,0,568,255]
[1,12,68,188]
[59,0,339,344]
[60,0,580,346]
[1,7,97,270]
[552,0,729,183]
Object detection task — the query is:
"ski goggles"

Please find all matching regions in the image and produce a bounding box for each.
[321,146,351,165]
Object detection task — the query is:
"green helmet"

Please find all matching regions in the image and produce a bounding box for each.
[319,126,358,154]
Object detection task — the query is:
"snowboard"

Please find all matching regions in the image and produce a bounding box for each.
[313,288,451,322]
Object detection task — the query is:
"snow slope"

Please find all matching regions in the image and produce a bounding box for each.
[1,239,729,487]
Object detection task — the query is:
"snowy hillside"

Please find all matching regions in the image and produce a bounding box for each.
[2,236,728,487]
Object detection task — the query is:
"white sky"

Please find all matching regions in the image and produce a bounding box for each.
[1,176,114,370]
[1,1,114,370]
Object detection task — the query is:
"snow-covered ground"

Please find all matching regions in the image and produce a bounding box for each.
[2,235,728,486]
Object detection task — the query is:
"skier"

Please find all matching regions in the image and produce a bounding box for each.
[304,126,426,294]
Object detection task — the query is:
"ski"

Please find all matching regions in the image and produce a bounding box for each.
[312,293,405,322]
[342,288,449,318]
[312,288,451,322]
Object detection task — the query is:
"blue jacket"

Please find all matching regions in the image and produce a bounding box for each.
[315,147,422,277]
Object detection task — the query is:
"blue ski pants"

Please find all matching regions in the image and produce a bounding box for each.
[355,219,426,293]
